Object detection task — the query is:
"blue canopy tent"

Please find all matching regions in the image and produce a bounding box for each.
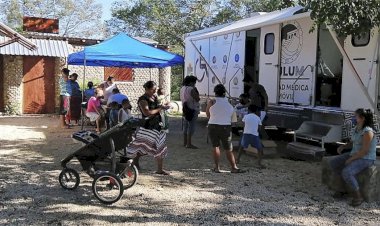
[67,33,184,129]
[68,33,184,68]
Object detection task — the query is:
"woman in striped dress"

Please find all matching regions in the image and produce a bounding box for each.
[127,81,170,175]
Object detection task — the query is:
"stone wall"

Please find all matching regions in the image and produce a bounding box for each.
[118,68,160,114]
[3,56,23,114]
[54,58,67,111]
[159,67,171,102]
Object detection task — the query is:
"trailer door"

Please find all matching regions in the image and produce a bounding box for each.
[259,24,281,104]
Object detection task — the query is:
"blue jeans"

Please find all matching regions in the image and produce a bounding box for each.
[329,153,375,191]
[183,114,198,136]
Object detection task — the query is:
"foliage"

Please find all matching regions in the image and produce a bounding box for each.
[107,0,296,99]
[303,0,380,37]
[0,0,105,38]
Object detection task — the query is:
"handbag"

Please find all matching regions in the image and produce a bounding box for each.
[183,102,195,121]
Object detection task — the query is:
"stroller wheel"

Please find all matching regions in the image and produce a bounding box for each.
[59,168,80,190]
[120,164,139,190]
[92,172,123,204]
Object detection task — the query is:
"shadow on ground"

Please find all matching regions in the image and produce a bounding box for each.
[0,115,379,225]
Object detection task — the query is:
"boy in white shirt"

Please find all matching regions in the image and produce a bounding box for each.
[237,104,265,168]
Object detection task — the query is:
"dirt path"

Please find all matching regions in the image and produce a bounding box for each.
[0,115,379,225]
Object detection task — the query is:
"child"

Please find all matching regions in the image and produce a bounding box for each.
[237,104,265,168]
[157,88,169,133]
[118,98,132,123]
[109,101,119,128]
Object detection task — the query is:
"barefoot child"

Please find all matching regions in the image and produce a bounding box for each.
[237,104,265,168]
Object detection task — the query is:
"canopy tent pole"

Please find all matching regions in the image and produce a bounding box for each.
[81,54,87,131]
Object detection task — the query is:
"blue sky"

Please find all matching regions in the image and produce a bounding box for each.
[95,0,115,21]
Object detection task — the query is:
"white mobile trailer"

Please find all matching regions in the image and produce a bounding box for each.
[184,6,380,151]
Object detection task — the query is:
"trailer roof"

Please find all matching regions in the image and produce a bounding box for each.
[190,6,310,40]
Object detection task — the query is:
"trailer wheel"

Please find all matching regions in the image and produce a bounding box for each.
[59,168,80,190]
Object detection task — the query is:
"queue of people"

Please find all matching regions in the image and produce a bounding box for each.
[58,69,377,207]
[58,68,131,133]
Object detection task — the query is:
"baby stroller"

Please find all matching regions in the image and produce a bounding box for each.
[58,118,143,204]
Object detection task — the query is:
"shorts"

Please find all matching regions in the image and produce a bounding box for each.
[208,124,232,151]
[86,112,100,122]
[241,134,262,150]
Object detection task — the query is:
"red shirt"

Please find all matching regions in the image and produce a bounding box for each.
[87,96,100,113]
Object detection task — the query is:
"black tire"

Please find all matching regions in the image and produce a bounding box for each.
[120,164,139,190]
[92,172,124,204]
[59,168,80,190]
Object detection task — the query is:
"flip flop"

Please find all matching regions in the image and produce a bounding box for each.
[350,198,364,207]
[212,168,221,173]
[155,171,170,175]
[256,164,267,169]
[231,168,246,174]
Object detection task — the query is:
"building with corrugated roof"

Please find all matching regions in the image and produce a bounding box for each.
[0,23,171,114]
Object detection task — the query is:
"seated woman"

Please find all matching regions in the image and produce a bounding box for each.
[330,108,377,206]
[86,89,105,133]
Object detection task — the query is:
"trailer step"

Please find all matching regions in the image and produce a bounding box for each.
[286,142,325,161]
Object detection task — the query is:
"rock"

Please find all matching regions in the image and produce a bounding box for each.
[322,157,380,202]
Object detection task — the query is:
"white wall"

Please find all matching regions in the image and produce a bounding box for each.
[341,30,379,111]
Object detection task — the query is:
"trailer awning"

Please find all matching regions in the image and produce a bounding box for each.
[191,6,310,41]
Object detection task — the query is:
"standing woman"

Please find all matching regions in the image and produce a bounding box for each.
[127,81,170,175]
[206,84,244,173]
[67,73,82,125]
[330,109,377,206]
[59,68,70,128]
[180,76,200,149]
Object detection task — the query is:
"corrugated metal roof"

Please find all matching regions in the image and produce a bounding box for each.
[0,36,69,57]
[134,36,158,45]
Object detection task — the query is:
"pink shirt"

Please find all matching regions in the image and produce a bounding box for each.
[87,96,100,113]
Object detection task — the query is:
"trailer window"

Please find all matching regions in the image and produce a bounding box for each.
[264,33,275,54]
[352,31,370,47]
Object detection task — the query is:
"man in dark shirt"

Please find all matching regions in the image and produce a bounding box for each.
[243,77,269,139]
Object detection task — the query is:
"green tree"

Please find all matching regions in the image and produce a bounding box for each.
[302,0,380,37]
[0,0,104,38]
[108,0,220,46]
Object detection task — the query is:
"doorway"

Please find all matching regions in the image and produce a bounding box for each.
[315,25,343,107]
[23,56,56,114]
[244,29,261,93]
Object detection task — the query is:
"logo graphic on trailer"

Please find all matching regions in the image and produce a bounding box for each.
[281,21,303,64]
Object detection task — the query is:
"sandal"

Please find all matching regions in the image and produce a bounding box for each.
[155,171,170,175]
[212,168,221,173]
[256,164,267,169]
[332,192,347,199]
[350,198,364,207]
[231,168,246,173]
